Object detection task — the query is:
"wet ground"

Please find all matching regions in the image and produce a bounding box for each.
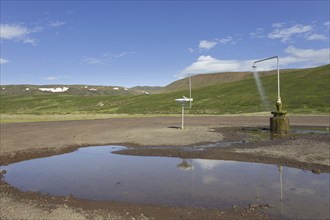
[1,115,329,219]
[115,125,330,173]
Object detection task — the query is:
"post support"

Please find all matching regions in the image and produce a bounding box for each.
[181,104,185,129]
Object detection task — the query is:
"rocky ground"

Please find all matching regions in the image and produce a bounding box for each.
[0,115,329,219]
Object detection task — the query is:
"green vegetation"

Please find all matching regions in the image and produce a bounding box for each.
[1,65,329,118]
[159,71,252,93]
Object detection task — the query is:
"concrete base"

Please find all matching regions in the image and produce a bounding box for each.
[270,116,290,134]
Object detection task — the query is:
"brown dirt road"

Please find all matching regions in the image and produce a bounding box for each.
[1,115,329,219]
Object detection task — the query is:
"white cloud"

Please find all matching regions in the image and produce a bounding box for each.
[44,76,60,81]
[306,33,328,41]
[218,36,234,44]
[114,51,135,58]
[43,75,71,81]
[198,37,234,51]
[115,52,127,58]
[84,51,135,65]
[272,22,286,28]
[187,47,194,53]
[49,21,65,27]
[199,40,218,50]
[22,37,38,45]
[84,57,102,64]
[268,24,313,42]
[1,21,66,44]
[283,45,330,66]
[324,21,330,29]
[0,24,29,39]
[0,58,9,64]
[250,28,266,39]
[0,23,40,45]
[177,55,247,77]
[178,46,329,78]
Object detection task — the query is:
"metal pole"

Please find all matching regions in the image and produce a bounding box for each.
[253,56,278,64]
[189,74,192,108]
[181,104,184,129]
[277,57,280,101]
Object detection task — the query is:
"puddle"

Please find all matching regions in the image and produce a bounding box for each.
[291,129,330,135]
[1,146,329,219]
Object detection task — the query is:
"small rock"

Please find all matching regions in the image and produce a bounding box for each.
[259,204,273,209]
[140,213,147,219]
[249,203,258,208]
[312,168,321,174]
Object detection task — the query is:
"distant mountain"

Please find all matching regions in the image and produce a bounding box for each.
[0,85,146,96]
[0,70,289,96]
[159,68,306,93]
[130,86,163,94]
[159,71,254,93]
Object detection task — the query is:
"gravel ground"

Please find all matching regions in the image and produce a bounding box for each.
[0,115,329,219]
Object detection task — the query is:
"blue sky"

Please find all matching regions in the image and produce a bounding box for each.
[1,0,329,87]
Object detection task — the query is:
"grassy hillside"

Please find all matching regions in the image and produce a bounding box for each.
[130,86,163,94]
[159,71,253,93]
[1,65,329,115]
[190,65,329,114]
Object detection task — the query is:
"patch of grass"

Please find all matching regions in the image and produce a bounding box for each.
[0,113,181,124]
[1,65,329,117]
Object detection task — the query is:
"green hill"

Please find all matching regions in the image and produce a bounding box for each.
[130,86,163,94]
[159,71,253,93]
[1,65,329,115]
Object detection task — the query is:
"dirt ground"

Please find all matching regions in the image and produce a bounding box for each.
[0,115,329,219]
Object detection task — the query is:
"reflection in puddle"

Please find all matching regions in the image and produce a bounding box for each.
[1,146,329,219]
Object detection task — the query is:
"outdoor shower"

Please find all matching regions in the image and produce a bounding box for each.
[252,56,290,134]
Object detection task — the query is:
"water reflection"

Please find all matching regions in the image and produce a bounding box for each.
[177,159,194,171]
[1,146,329,219]
[279,165,284,215]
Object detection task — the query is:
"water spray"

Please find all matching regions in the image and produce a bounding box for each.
[252,56,289,134]
[252,64,271,111]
